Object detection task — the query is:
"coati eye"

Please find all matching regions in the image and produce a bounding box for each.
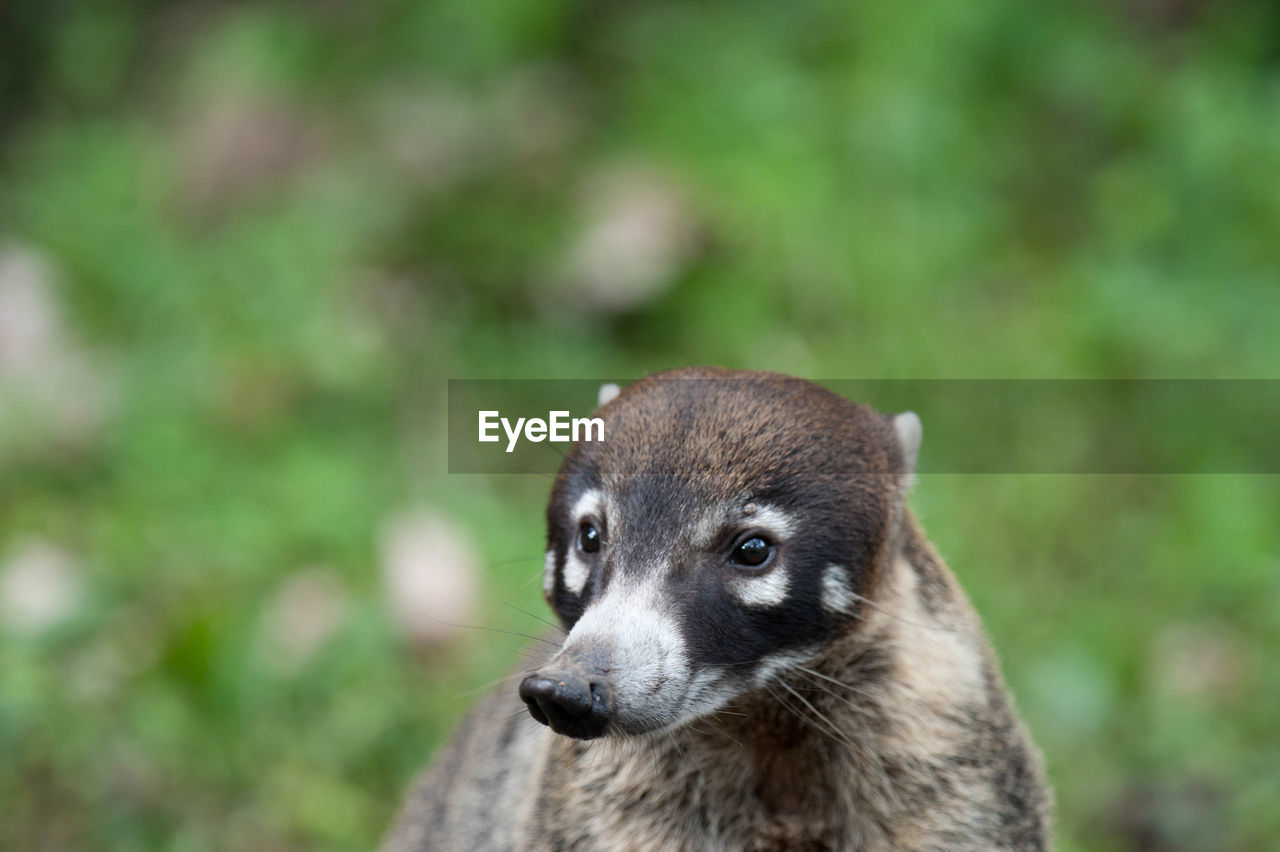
[577,522,601,555]
[731,536,773,568]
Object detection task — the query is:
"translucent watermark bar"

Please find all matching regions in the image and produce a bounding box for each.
[447,379,1280,474]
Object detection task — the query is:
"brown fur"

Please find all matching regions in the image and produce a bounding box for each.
[384,368,1052,851]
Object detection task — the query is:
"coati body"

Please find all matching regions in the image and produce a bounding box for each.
[385,368,1051,851]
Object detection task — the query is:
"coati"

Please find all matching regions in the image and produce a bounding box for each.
[385,367,1052,851]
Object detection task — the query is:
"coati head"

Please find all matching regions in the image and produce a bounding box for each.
[519,367,922,740]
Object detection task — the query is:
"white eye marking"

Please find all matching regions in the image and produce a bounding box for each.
[563,551,590,596]
[542,549,556,597]
[729,565,789,607]
[571,489,603,526]
[821,564,855,613]
[562,489,604,597]
[742,504,796,538]
[694,502,798,550]
[597,383,620,406]
[717,503,795,607]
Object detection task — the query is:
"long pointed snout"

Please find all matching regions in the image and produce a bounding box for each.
[520,581,696,739]
[519,667,613,739]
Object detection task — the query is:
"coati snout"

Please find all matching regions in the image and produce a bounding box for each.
[518,661,612,739]
[524,367,920,739]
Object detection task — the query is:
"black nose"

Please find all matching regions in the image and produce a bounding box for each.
[519,673,612,739]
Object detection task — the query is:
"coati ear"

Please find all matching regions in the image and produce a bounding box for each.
[598,382,621,406]
[893,411,922,478]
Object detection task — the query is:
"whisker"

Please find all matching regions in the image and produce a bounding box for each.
[500,708,534,725]
[777,681,859,751]
[485,555,548,570]
[454,671,524,699]
[691,719,744,748]
[518,568,549,593]
[503,602,567,635]
[791,671,877,718]
[418,615,560,647]
[792,664,880,702]
[846,590,966,637]
[764,684,808,730]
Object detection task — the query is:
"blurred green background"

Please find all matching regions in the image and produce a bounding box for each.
[2,1,1279,849]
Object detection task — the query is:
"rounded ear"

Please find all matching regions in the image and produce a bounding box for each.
[597,382,621,406]
[893,411,922,477]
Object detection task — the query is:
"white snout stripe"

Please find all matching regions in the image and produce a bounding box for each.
[560,577,692,731]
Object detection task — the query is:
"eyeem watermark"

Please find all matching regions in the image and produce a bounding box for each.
[478,410,605,453]
[450,378,1280,473]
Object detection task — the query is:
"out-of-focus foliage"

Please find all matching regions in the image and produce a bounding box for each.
[1,1,1278,849]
